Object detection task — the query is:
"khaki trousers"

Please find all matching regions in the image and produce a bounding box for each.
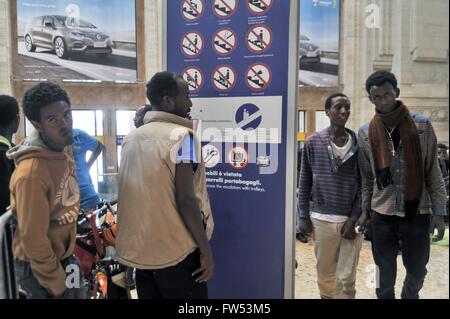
[312,218,362,299]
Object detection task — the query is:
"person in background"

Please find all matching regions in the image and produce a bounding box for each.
[7,82,85,298]
[133,104,152,129]
[357,70,447,299]
[298,93,362,299]
[72,128,105,212]
[0,95,20,215]
[116,72,214,299]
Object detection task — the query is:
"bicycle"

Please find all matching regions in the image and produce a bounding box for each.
[74,200,134,299]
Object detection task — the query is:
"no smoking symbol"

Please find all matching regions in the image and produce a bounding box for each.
[213,28,237,56]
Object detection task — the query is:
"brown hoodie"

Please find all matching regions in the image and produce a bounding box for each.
[7,131,80,296]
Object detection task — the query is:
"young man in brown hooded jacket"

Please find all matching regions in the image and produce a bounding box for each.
[7,82,85,299]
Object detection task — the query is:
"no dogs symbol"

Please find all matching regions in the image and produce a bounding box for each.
[246,24,272,53]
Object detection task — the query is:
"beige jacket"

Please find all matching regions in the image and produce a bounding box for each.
[116,111,214,269]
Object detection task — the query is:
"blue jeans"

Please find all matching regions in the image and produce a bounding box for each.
[15,255,87,299]
[371,212,430,299]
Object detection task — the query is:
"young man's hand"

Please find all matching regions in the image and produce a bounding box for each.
[192,250,214,283]
[430,215,446,242]
[299,217,313,236]
[355,211,370,231]
[341,220,357,240]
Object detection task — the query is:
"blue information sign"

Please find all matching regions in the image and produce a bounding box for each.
[166,0,297,298]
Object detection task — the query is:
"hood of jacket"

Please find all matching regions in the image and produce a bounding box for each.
[6,131,68,164]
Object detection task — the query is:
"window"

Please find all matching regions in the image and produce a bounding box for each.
[298,111,306,132]
[116,110,137,167]
[315,111,328,132]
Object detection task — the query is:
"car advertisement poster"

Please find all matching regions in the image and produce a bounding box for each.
[16,0,137,83]
[299,0,340,87]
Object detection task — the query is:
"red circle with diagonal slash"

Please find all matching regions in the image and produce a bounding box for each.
[180,0,205,22]
[228,146,249,170]
[212,27,237,56]
[246,24,273,54]
[211,65,237,93]
[180,31,204,58]
[212,0,239,19]
[182,66,204,94]
[245,62,272,92]
[246,0,273,15]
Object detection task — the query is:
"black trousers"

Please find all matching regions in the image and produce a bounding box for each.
[135,249,208,299]
[371,212,430,299]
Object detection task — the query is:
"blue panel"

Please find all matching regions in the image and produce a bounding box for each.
[167,0,291,298]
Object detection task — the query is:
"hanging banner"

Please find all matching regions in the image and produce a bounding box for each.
[299,0,340,87]
[16,0,137,83]
[166,0,297,298]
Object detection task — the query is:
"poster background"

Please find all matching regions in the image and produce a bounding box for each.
[16,0,137,82]
[299,0,340,87]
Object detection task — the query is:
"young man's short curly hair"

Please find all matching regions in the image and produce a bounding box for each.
[0,95,19,126]
[324,93,349,110]
[146,71,183,106]
[22,82,70,123]
[365,70,398,95]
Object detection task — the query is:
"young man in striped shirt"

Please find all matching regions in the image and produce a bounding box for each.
[298,93,362,299]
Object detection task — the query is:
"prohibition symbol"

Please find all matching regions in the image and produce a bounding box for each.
[181,0,205,22]
[246,63,272,91]
[182,67,204,93]
[202,144,220,168]
[213,0,238,18]
[181,31,204,58]
[246,24,272,53]
[228,146,249,170]
[213,28,237,56]
[247,0,273,15]
[212,65,236,92]
[235,103,262,131]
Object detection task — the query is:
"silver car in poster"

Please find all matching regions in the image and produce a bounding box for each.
[299,34,321,63]
[24,15,113,59]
